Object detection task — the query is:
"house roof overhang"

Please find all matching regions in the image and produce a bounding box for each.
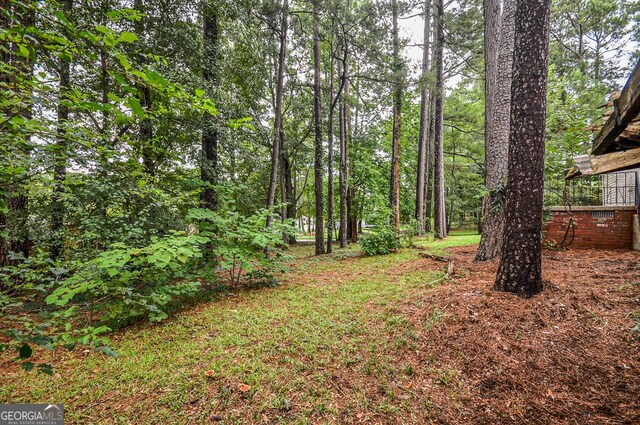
[565,59,640,180]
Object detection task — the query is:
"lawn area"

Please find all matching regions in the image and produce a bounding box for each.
[0,235,476,424]
[2,232,640,424]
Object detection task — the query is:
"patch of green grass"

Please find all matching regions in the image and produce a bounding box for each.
[1,233,480,423]
[424,306,446,331]
[448,229,479,236]
[414,233,481,255]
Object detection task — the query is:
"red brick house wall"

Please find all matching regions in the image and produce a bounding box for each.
[543,206,636,250]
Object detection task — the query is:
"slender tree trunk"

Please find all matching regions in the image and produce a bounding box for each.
[338,56,348,247]
[347,182,357,243]
[266,0,288,228]
[433,0,447,239]
[326,46,335,253]
[495,0,551,297]
[389,0,402,230]
[283,155,296,243]
[201,4,218,212]
[475,0,515,262]
[312,0,324,255]
[424,66,437,234]
[348,62,357,243]
[415,0,432,235]
[280,146,287,223]
[349,204,357,242]
[346,187,352,241]
[51,0,73,260]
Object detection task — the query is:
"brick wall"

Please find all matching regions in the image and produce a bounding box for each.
[543,206,636,250]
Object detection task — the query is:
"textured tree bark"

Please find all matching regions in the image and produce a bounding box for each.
[415,0,432,235]
[389,0,402,231]
[483,0,500,164]
[475,0,515,262]
[494,0,551,298]
[51,0,73,260]
[200,4,218,213]
[266,0,288,228]
[312,0,325,255]
[433,0,447,239]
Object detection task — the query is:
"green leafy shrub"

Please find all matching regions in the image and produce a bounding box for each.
[360,225,400,256]
[45,231,209,326]
[1,205,294,372]
[187,207,293,286]
[400,220,418,248]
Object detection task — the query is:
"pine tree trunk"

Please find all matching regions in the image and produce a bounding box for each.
[312,0,325,255]
[424,76,436,234]
[390,0,402,231]
[327,48,335,253]
[433,0,447,239]
[266,0,288,228]
[282,155,296,243]
[201,4,218,213]
[280,144,287,224]
[338,56,348,248]
[475,0,515,262]
[348,63,358,243]
[415,0,432,235]
[51,0,73,260]
[348,187,357,242]
[495,0,551,298]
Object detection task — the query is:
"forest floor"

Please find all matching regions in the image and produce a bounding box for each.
[2,233,640,424]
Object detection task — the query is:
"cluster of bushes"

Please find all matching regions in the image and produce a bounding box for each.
[1,205,293,373]
[360,225,401,256]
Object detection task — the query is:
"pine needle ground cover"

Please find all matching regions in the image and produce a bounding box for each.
[2,234,640,424]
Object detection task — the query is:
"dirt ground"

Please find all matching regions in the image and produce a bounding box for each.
[398,246,640,424]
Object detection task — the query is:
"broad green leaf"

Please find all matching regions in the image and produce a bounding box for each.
[19,343,32,360]
[119,32,138,43]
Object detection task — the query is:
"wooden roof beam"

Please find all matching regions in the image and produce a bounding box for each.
[591,59,640,155]
[565,147,640,180]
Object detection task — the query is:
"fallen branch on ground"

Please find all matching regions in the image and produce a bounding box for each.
[419,252,449,262]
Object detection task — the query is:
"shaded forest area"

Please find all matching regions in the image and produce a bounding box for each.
[1,0,640,422]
